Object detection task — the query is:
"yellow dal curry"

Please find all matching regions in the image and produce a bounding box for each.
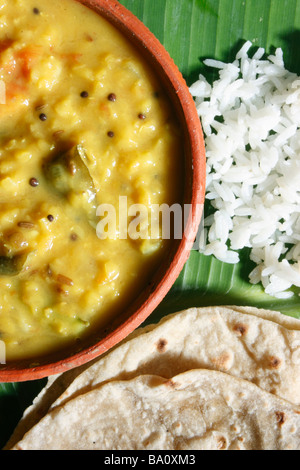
[0,0,183,361]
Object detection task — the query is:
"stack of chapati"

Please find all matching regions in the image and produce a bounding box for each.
[4,306,300,450]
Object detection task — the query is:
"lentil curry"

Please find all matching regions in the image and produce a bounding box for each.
[0,0,183,360]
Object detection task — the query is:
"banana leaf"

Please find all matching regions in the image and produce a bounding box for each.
[1,0,300,449]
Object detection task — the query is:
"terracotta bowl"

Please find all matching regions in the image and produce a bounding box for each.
[0,0,206,382]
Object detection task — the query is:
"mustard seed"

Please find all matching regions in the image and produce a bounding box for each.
[29,177,39,187]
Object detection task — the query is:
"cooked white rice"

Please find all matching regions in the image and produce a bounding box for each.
[190,41,300,299]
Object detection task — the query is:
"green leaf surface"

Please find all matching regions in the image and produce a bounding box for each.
[1,0,300,449]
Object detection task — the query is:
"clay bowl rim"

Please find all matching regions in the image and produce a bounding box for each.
[0,0,206,382]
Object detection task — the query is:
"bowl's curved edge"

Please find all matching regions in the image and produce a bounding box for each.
[0,0,206,382]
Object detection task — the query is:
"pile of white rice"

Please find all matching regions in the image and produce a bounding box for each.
[190,41,300,299]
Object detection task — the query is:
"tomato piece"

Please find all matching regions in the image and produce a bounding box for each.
[16,46,43,79]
